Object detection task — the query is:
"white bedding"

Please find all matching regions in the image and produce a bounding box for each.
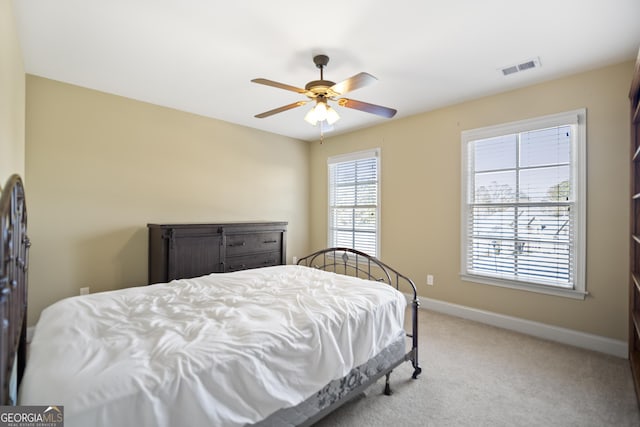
[19,265,407,427]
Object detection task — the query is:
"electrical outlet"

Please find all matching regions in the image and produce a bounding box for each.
[427,275,434,286]
[292,256,298,264]
[80,286,90,295]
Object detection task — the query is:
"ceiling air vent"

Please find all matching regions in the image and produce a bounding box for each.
[500,57,541,76]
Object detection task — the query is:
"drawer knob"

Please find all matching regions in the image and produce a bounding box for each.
[229,242,246,247]
[263,239,278,244]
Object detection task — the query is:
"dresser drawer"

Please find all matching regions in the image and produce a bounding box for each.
[226,252,280,272]
[225,232,283,256]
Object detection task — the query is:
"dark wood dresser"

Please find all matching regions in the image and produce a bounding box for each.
[148,221,287,284]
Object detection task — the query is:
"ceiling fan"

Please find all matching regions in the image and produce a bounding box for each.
[251,55,397,130]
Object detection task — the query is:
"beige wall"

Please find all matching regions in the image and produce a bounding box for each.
[310,61,633,341]
[25,75,310,325]
[21,50,634,341]
[0,0,25,183]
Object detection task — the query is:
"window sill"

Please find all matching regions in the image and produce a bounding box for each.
[460,273,588,300]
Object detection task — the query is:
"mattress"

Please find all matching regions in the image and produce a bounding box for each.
[19,265,407,427]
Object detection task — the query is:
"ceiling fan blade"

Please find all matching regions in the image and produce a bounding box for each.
[337,98,397,118]
[254,101,307,118]
[330,72,377,95]
[251,78,307,94]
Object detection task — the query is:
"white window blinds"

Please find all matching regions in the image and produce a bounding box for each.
[461,110,586,296]
[328,149,380,257]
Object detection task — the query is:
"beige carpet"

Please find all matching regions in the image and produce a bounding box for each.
[315,309,640,427]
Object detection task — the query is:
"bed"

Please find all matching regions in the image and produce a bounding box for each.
[1,174,421,426]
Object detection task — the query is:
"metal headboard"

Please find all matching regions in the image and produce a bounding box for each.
[297,247,421,379]
[297,247,416,293]
[0,175,29,404]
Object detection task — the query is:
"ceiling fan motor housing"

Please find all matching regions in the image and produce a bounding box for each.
[305,80,336,96]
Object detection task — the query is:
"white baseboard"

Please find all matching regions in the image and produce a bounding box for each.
[406,295,627,359]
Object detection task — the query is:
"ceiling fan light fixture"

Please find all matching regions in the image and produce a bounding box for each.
[314,100,328,121]
[326,106,340,125]
[304,99,339,126]
[304,108,318,125]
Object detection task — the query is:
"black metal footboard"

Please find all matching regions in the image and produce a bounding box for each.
[0,175,29,405]
[297,247,422,384]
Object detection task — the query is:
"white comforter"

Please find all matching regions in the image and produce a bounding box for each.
[19,265,406,427]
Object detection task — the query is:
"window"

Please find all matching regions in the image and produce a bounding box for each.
[328,149,380,257]
[461,109,586,299]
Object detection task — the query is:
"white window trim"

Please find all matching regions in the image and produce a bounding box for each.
[327,148,381,258]
[460,109,587,300]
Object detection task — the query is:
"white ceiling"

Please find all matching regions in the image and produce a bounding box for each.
[12,0,640,142]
